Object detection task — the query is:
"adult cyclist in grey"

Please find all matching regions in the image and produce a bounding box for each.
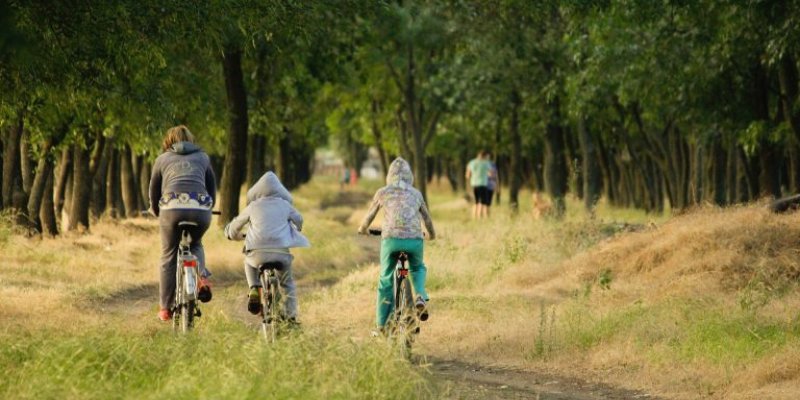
[149,125,216,322]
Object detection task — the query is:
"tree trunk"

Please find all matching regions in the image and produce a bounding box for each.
[753,62,781,198]
[120,145,138,218]
[371,99,390,176]
[67,143,91,231]
[54,147,72,219]
[91,136,113,218]
[712,133,728,205]
[509,90,522,210]
[778,54,800,142]
[2,109,24,210]
[105,147,121,218]
[26,138,56,232]
[544,98,568,217]
[219,47,249,225]
[578,118,601,212]
[40,169,57,236]
[20,130,33,196]
[139,158,151,211]
[246,134,265,186]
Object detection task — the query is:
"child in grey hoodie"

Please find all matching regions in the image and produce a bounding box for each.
[224,172,310,320]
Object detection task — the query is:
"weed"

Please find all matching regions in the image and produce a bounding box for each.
[598,269,612,290]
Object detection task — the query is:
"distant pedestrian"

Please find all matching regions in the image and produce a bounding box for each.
[340,166,351,190]
[466,150,491,219]
[486,152,499,215]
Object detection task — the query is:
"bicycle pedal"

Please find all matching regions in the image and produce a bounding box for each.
[414,326,420,334]
[195,308,202,317]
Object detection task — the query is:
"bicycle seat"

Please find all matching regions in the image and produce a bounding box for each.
[391,252,409,261]
[258,262,284,271]
[178,221,198,227]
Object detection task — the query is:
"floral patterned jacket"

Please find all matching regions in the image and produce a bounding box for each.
[359,158,436,240]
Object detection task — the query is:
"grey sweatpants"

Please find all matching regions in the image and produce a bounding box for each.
[159,209,211,309]
[245,250,297,319]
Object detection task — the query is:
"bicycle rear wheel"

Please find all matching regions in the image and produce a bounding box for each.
[181,300,195,333]
[173,264,183,333]
[259,272,277,342]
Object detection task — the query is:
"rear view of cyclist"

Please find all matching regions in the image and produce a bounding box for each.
[357,157,436,333]
[224,171,310,323]
[149,125,216,322]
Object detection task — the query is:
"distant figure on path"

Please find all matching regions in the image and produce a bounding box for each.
[340,166,351,190]
[466,150,491,219]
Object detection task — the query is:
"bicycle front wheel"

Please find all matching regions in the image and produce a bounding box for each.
[395,277,415,354]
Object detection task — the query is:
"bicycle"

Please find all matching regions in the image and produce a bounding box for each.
[366,228,421,356]
[255,261,284,343]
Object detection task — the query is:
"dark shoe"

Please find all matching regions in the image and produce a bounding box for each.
[247,287,262,315]
[198,277,212,303]
[416,297,429,321]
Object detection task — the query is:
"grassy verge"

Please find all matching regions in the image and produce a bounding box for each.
[1,320,428,400]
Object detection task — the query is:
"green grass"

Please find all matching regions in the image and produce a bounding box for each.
[1,317,431,400]
[548,297,799,367]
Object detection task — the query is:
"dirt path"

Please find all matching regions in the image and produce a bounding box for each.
[428,357,658,399]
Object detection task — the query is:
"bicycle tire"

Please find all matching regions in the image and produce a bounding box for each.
[259,272,271,342]
[395,276,415,355]
[182,300,195,333]
[269,276,280,343]
[173,263,183,333]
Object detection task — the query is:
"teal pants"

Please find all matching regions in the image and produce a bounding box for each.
[377,238,429,327]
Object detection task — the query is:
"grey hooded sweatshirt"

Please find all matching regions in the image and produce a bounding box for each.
[149,141,216,216]
[224,171,310,251]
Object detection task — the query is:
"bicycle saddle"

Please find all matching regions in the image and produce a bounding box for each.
[178,221,198,227]
[259,262,284,271]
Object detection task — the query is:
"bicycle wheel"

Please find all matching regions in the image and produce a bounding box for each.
[181,300,195,333]
[173,263,183,333]
[394,276,415,355]
[259,272,271,342]
[269,275,280,343]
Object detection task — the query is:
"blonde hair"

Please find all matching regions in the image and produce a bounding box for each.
[162,125,195,152]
